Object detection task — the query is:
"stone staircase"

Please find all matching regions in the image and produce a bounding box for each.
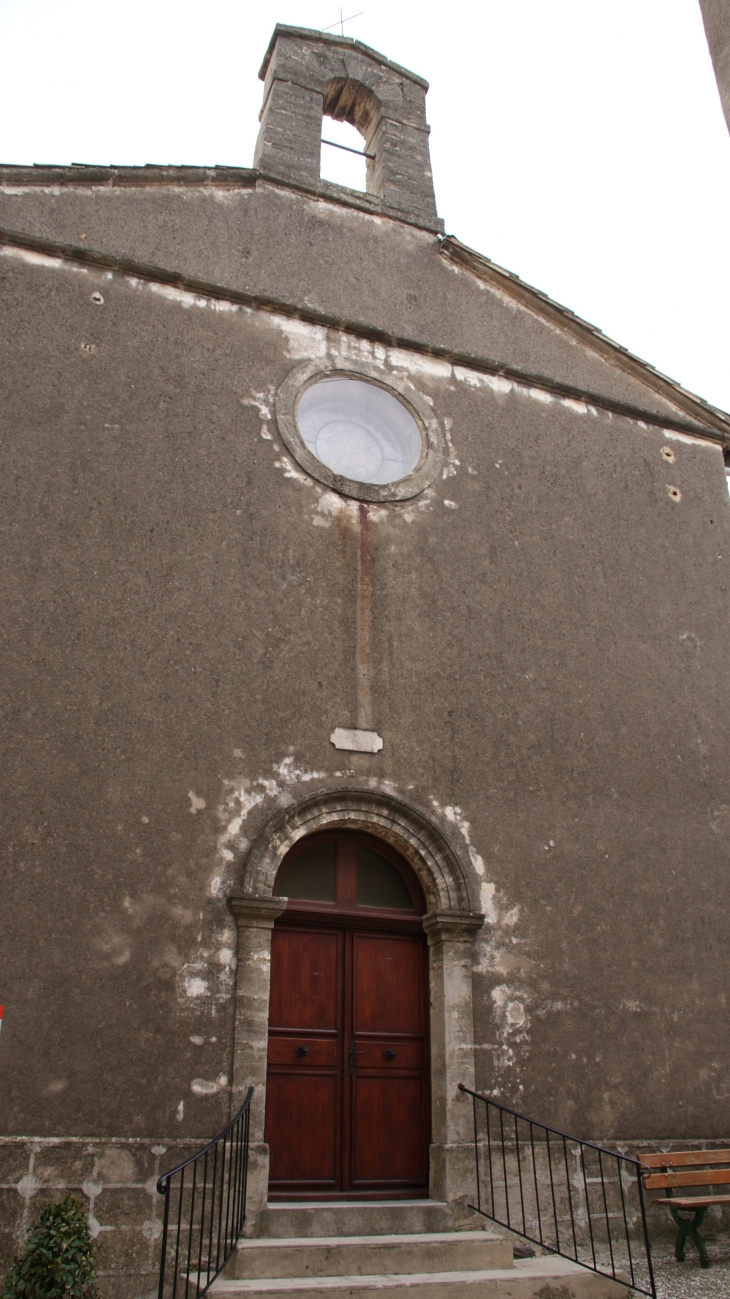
[210,1201,630,1298]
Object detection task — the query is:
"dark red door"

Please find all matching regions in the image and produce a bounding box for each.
[265,832,430,1199]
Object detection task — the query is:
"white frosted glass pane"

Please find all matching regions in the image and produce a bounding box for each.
[297,378,422,485]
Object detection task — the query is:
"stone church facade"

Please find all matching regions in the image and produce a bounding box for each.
[1,23,730,1297]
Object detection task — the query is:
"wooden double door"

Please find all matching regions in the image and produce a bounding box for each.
[265,832,430,1199]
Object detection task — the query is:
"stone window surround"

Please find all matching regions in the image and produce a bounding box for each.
[227,785,484,1222]
[275,358,445,503]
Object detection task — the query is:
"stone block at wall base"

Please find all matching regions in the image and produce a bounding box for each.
[428,1141,479,1207]
[0,1137,200,1299]
[241,1142,271,1236]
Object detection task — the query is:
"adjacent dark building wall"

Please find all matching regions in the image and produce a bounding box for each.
[699,0,730,135]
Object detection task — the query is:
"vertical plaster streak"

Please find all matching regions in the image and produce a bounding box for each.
[356,503,374,729]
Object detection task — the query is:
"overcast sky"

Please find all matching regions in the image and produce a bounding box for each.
[2,0,729,414]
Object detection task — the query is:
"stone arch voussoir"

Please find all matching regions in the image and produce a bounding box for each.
[240,784,479,914]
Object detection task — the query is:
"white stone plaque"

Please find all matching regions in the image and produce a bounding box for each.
[329,727,384,753]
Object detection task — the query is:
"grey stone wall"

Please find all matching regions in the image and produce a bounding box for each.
[1,243,729,1145]
[0,1138,198,1299]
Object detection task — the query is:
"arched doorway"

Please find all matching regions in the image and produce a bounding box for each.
[265,830,430,1199]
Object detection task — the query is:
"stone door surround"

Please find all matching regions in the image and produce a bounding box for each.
[228,784,484,1219]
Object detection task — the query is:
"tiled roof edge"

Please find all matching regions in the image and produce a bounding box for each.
[440,235,730,438]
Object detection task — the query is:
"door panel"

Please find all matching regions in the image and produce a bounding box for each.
[266,1074,338,1183]
[351,1077,427,1183]
[267,1036,338,1067]
[348,933,427,1189]
[354,1040,422,1070]
[269,928,340,1030]
[266,926,342,1195]
[352,935,424,1035]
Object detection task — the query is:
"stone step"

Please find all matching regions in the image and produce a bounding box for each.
[255,1201,476,1239]
[226,1231,513,1279]
[211,1255,630,1298]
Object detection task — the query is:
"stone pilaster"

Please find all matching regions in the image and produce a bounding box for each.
[423,910,484,1204]
[228,894,287,1221]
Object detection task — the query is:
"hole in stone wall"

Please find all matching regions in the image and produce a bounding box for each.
[320,117,367,192]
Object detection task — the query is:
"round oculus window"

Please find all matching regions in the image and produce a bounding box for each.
[296,377,423,487]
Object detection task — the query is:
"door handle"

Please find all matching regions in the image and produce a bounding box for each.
[384,1049,397,1061]
[295,1045,309,1058]
[348,1038,364,1076]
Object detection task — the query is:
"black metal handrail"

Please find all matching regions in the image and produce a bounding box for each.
[459,1084,656,1298]
[156,1087,253,1299]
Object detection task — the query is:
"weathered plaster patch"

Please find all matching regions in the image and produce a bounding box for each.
[190,1073,228,1097]
[332,333,388,367]
[45,1079,68,1096]
[273,453,310,484]
[400,487,435,524]
[710,805,730,836]
[425,797,533,1095]
[662,425,715,447]
[386,348,452,382]
[181,973,209,999]
[175,755,333,1015]
[94,927,131,966]
[209,755,332,935]
[0,186,63,196]
[442,420,460,479]
[274,314,328,359]
[240,389,275,440]
[0,244,87,273]
[125,277,247,314]
[429,797,487,884]
[488,982,532,1091]
[311,488,359,528]
[453,367,512,396]
[148,283,222,311]
[188,791,206,814]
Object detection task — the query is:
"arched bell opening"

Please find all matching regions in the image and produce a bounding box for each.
[321,78,380,195]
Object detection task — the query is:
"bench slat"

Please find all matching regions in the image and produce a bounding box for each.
[652,1195,730,1208]
[641,1150,730,1169]
[645,1169,730,1189]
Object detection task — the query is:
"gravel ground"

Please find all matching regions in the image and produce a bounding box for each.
[638,1245,730,1299]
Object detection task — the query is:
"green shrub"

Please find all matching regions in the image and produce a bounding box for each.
[2,1195,99,1299]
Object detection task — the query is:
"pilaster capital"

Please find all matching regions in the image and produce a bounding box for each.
[228,894,288,929]
[422,910,484,945]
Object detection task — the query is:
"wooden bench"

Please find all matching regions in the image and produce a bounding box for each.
[642,1150,730,1267]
